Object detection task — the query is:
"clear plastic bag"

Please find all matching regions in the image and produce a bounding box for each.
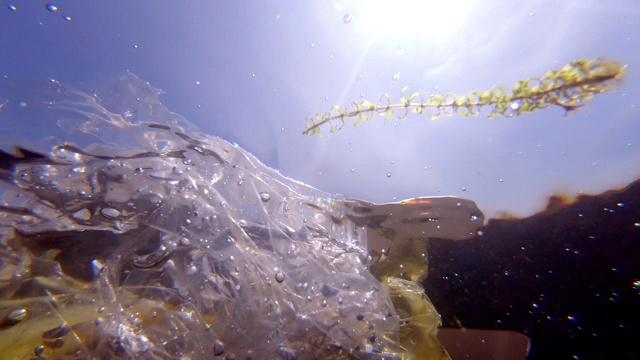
[0,74,482,359]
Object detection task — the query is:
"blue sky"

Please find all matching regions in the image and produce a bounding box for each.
[1,0,639,218]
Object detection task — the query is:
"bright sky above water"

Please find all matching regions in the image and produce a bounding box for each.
[1,0,639,219]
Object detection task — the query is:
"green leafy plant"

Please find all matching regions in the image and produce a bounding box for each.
[303,58,626,136]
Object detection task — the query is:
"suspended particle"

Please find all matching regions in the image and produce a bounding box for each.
[64,15,72,21]
[343,14,352,23]
[45,3,58,12]
[392,72,400,81]
[8,4,17,11]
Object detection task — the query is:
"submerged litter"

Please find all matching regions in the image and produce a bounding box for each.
[0,74,482,359]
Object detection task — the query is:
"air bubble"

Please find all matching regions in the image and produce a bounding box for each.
[296,282,309,291]
[131,244,174,269]
[42,323,70,339]
[34,346,45,356]
[259,192,271,202]
[386,173,391,178]
[213,339,225,355]
[45,3,58,12]
[321,284,338,297]
[343,14,352,23]
[6,308,28,323]
[92,260,104,274]
[186,264,198,275]
[461,186,467,191]
[275,271,285,283]
[100,207,120,219]
[72,209,91,221]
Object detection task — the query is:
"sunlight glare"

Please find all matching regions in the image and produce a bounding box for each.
[348,0,474,46]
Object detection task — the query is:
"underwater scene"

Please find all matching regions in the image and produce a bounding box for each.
[0,1,639,359]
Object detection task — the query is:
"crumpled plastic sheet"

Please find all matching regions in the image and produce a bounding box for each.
[0,74,407,359]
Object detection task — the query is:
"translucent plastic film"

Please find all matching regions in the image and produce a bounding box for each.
[0,74,485,359]
[0,74,405,359]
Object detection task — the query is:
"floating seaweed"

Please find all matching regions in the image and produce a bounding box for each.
[303,58,626,136]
